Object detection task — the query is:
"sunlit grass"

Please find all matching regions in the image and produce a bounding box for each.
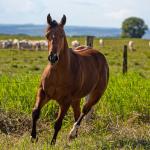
[0,36,150,149]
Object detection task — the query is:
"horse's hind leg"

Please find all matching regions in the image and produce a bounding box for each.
[69,63,109,140]
[69,77,108,139]
[67,99,81,139]
[31,87,49,142]
[84,95,94,121]
[71,99,81,121]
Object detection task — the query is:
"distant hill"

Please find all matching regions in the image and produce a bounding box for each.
[0,24,149,39]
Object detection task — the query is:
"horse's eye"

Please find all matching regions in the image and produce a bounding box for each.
[45,32,50,39]
[46,35,49,39]
[46,34,53,41]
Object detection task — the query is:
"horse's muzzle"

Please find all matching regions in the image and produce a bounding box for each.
[48,52,59,65]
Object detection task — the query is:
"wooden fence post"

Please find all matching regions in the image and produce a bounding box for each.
[85,36,94,48]
[123,45,128,74]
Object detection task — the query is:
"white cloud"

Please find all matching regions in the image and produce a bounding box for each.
[0,0,149,27]
[72,0,98,6]
[106,9,132,20]
[1,0,35,13]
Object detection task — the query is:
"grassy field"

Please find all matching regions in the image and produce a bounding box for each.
[0,35,150,149]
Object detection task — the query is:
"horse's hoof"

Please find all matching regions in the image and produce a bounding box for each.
[50,139,56,145]
[68,125,78,141]
[30,136,38,143]
[68,133,77,141]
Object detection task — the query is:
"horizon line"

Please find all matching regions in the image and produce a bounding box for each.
[0,23,122,29]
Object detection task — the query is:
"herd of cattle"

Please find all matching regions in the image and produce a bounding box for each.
[0,38,150,51]
[0,39,48,50]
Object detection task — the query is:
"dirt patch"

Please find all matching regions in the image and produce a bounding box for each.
[0,109,50,137]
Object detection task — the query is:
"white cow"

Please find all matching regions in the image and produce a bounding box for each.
[39,40,48,50]
[71,40,80,49]
[13,39,19,49]
[128,41,135,51]
[2,40,13,49]
[99,39,104,47]
[31,41,41,51]
[18,40,31,50]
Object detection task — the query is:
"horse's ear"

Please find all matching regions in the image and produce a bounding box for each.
[47,13,52,25]
[60,15,66,26]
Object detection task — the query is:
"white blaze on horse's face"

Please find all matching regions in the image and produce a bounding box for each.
[46,27,64,65]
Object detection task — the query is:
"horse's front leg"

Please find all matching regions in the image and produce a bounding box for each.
[51,101,70,145]
[31,87,49,142]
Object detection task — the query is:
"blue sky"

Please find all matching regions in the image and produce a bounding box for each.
[0,0,149,28]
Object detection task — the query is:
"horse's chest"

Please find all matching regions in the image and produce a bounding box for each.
[42,75,71,99]
[47,86,70,99]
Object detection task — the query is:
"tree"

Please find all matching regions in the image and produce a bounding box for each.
[121,17,148,38]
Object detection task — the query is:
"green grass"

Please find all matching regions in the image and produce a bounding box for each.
[0,36,150,77]
[0,35,150,149]
[0,72,149,119]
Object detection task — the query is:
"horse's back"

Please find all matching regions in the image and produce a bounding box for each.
[74,47,107,67]
[74,46,90,52]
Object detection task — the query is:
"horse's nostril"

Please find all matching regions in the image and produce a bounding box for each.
[55,55,58,61]
[48,53,59,64]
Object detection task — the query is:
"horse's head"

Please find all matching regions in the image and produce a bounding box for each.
[46,14,66,65]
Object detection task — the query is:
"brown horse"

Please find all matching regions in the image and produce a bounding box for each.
[31,14,109,145]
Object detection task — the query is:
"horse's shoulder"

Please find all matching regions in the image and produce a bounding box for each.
[42,64,51,74]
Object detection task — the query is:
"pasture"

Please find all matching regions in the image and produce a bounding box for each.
[0,35,150,149]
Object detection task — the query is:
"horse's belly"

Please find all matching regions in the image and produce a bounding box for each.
[44,84,71,100]
[75,87,93,99]
[71,79,97,99]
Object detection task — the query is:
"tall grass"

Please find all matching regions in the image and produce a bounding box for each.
[0,72,149,149]
[0,72,149,121]
[96,72,150,119]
